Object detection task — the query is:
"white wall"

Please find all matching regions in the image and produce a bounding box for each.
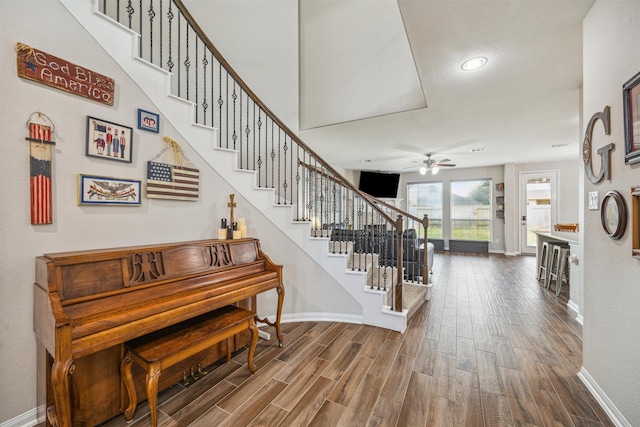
[0,0,359,423]
[582,1,640,424]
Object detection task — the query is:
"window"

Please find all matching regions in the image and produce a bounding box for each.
[407,182,443,239]
[450,180,491,241]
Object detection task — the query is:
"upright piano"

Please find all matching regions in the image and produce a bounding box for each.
[33,238,284,427]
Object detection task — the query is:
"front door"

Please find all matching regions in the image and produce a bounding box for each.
[520,171,557,255]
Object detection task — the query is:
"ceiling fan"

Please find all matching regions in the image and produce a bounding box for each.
[415,154,456,175]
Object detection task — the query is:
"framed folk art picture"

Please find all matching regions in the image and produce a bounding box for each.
[78,174,141,206]
[623,71,640,164]
[138,109,160,133]
[86,116,133,163]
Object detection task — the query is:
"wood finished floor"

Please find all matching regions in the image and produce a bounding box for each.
[102,253,614,427]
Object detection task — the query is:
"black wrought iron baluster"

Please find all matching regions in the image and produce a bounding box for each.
[138,0,142,56]
[290,135,294,205]
[244,94,250,168]
[177,11,181,97]
[225,72,229,149]
[167,3,174,72]
[194,36,198,123]
[277,130,282,204]
[127,0,134,31]
[270,121,275,190]
[218,63,223,147]
[239,88,243,157]
[210,52,215,132]
[256,109,262,182]
[332,179,337,231]
[148,1,155,64]
[231,82,237,149]
[159,0,162,69]
[184,24,191,101]
[202,51,209,127]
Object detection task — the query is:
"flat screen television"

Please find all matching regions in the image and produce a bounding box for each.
[358,171,400,198]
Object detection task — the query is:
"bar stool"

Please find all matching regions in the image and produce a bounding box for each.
[537,241,551,284]
[547,244,570,296]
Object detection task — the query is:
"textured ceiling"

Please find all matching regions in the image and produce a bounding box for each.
[184,0,595,174]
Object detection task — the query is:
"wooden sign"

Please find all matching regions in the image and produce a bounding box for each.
[16,43,115,106]
[27,121,55,224]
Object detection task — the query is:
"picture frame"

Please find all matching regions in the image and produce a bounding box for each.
[138,109,160,133]
[600,190,626,240]
[86,116,133,163]
[623,71,640,164]
[78,174,141,206]
[631,186,640,258]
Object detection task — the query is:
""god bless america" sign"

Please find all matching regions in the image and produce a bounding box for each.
[16,43,115,106]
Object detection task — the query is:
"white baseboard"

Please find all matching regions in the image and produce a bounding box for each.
[567,300,583,325]
[504,251,518,256]
[259,312,363,326]
[0,407,40,427]
[578,367,632,427]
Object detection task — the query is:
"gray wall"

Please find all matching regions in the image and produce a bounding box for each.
[582,1,640,424]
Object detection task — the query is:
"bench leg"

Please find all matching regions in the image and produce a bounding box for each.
[146,367,161,427]
[120,351,137,421]
[247,318,258,374]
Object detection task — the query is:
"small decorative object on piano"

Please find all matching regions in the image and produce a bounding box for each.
[554,223,579,232]
[237,218,247,238]
[217,228,227,240]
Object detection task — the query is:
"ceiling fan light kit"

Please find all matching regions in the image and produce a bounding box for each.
[415,154,455,175]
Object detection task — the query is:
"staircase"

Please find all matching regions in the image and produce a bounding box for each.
[60,0,431,333]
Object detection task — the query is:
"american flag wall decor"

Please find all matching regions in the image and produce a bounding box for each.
[146,161,200,201]
[26,119,55,224]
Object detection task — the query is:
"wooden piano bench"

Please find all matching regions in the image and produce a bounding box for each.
[120,305,258,427]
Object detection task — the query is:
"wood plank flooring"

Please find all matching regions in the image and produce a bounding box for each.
[101,253,613,427]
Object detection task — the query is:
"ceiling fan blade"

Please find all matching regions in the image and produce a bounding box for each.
[437,163,456,167]
[438,158,451,163]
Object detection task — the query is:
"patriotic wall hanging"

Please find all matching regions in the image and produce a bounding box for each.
[16,43,115,106]
[26,112,56,225]
[146,137,200,201]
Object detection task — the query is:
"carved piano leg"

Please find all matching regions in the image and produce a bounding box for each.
[120,351,138,421]
[254,284,285,347]
[50,358,74,427]
[275,285,284,346]
[146,368,161,427]
[247,318,258,374]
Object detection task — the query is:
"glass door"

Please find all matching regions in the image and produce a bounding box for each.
[520,171,557,255]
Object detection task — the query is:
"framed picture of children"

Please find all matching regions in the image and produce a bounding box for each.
[86,116,133,163]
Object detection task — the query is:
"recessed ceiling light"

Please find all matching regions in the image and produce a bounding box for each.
[361,159,372,163]
[471,147,486,152]
[461,57,488,71]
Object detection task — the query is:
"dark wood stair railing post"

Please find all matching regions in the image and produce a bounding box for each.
[394,215,403,312]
